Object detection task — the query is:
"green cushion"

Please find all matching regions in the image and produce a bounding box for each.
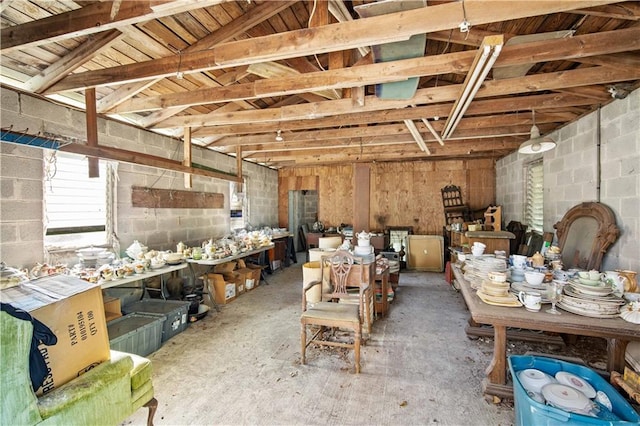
[110,350,152,390]
[0,312,43,425]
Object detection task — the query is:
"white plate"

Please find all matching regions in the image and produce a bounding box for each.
[518,369,556,394]
[555,371,596,399]
[542,383,591,412]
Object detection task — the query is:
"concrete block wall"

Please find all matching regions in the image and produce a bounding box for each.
[496,88,640,271]
[1,88,278,268]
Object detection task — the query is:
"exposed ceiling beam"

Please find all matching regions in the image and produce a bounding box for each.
[0,0,231,53]
[103,26,640,114]
[43,0,620,93]
[154,65,640,129]
[24,30,124,93]
[192,93,590,138]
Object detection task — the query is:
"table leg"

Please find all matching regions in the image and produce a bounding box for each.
[482,324,513,398]
[607,338,629,373]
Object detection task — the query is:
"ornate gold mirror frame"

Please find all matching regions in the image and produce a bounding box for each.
[554,202,619,271]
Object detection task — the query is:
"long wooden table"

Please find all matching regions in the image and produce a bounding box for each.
[452,264,640,398]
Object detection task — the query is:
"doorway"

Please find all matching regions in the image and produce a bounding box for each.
[288,190,319,252]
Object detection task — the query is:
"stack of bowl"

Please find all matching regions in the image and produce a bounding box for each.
[481,271,510,296]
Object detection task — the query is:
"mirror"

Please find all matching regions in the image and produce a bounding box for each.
[554,202,619,271]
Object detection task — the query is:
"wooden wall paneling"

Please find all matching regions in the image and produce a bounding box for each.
[318,165,353,229]
[353,163,370,233]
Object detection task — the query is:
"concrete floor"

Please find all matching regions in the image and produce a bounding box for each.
[123,260,516,426]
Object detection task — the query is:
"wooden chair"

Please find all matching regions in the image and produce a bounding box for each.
[300,250,370,373]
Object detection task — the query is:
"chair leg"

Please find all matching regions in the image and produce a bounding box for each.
[144,397,158,426]
[301,323,307,365]
[354,328,361,374]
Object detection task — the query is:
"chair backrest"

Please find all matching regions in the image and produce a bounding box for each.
[0,311,43,425]
[321,250,365,299]
[441,185,465,208]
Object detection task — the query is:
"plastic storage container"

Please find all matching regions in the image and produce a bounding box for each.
[107,313,163,357]
[509,355,640,425]
[122,299,190,342]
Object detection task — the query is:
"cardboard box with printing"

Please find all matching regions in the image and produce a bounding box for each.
[0,275,110,395]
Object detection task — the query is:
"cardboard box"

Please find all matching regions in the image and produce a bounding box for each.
[223,272,244,296]
[0,275,110,395]
[207,273,236,304]
[236,268,256,291]
[246,264,263,288]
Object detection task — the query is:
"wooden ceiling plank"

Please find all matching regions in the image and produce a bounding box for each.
[0,0,230,53]
[154,65,640,129]
[97,1,283,113]
[42,0,621,93]
[190,0,297,51]
[24,29,125,93]
[108,26,640,114]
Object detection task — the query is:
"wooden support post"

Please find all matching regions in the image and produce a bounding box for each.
[183,126,192,188]
[236,145,242,182]
[85,88,99,178]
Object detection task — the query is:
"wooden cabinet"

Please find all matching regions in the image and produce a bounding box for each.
[370,234,389,254]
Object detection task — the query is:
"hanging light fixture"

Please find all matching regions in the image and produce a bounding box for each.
[275,129,283,142]
[518,110,556,154]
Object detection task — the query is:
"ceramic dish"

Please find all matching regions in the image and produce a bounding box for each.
[578,277,603,286]
[541,383,591,413]
[476,290,522,307]
[555,371,597,399]
[556,302,620,318]
[517,369,556,394]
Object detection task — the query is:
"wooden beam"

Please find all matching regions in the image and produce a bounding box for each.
[24,30,124,93]
[59,143,243,183]
[183,127,192,188]
[236,146,242,180]
[192,93,592,137]
[571,2,640,20]
[0,0,229,53]
[43,0,620,93]
[109,26,640,114]
[154,65,640,129]
[85,88,99,178]
[131,186,224,209]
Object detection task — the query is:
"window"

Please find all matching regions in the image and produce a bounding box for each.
[525,160,544,234]
[44,151,115,249]
[229,178,248,230]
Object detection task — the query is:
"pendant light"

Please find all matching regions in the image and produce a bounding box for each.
[518,110,556,154]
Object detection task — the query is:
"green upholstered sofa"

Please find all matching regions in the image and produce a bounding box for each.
[0,311,157,426]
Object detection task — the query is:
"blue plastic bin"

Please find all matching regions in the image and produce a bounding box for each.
[509,355,640,425]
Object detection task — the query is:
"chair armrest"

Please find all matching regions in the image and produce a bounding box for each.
[37,355,133,419]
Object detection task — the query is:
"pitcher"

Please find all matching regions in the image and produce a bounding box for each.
[616,270,638,292]
[604,271,627,297]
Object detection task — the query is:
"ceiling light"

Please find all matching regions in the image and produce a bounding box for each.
[518,110,556,154]
[442,35,504,140]
[275,129,283,142]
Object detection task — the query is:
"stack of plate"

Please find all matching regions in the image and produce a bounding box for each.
[510,281,550,303]
[476,287,522,307]
[462,256,507,289]
[558,279,625,318]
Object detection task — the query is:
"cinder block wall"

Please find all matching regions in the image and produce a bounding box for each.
[496,88,639,271]
[1,88,278,268]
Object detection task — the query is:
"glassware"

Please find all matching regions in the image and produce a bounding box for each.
[546,281,563,315]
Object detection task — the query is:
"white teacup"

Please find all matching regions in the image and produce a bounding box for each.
[518,291,542,312]
[588,270,603,281]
